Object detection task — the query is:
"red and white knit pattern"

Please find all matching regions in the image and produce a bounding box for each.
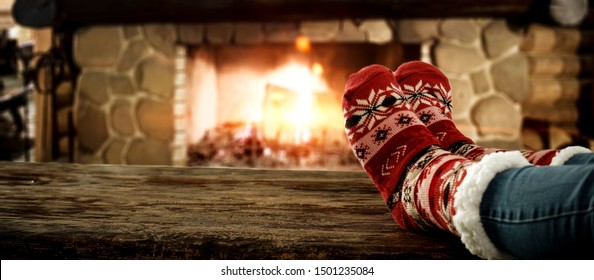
[449,141,591,166]
[388,146,474,233]
[343,65,472,235]
[343,66,438,204]
[343,65,543,259]
[395,65,474,150]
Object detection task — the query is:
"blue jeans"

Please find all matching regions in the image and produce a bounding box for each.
[479,153,594,259]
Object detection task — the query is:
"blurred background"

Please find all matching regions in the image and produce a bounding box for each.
[1,0,593,170]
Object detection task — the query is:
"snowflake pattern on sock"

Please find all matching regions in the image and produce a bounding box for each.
[431,84,453,117]
[344,84,408,138]
[398,77,473,149]
[401,79,452,118]
[349,110,424,167]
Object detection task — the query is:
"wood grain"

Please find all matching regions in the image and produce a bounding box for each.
[0,162,475,259]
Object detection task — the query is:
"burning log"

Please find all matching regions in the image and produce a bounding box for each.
[187,122,359,170]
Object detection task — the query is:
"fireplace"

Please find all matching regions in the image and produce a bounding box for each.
[18,2,593,166]
[184,33,410,169]
[70,20,406,168]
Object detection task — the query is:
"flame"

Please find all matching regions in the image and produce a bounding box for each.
[295,35,311,52]
[188,48,343,147]
[263,60,329,144]
[312,62,323,76]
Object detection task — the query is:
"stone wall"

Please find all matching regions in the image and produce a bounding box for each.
[73,25,184,165]
[397,18,592,150]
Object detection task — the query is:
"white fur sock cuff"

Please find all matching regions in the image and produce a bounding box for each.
[453,151,531,259]
[549,146,592,166]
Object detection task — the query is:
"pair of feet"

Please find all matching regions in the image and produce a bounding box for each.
[345,61,565,166]
[341,61,590,259]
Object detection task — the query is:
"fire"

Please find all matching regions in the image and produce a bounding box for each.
[188,44,343,149]
[263,60,330,144]
[312,62,323,76]
[295,35,311,52]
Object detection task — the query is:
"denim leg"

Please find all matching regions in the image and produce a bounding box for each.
[565,153,594,165]
[479,164,594,259]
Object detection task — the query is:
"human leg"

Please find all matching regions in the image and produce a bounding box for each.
[479,164,594,259]
[343,64,529,259]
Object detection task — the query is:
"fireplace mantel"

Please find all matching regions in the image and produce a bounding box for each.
[13,0,543,27]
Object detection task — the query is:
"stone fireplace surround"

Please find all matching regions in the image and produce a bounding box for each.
[70,18,592,166]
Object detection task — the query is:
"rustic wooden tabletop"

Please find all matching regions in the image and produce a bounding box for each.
[0,161,475,259]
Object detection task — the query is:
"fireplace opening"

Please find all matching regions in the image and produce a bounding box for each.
[185,40,405,170]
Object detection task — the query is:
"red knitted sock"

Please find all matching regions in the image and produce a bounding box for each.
[343,65,470,233]
[393,61,586,166]
[392,61,473,150]
[343,65,543,260]
[343,64,594,258]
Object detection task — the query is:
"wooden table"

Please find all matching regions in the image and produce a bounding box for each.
[0,162,475,259]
